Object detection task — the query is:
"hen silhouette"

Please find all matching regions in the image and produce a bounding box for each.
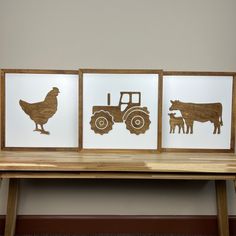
[19,87,60,135]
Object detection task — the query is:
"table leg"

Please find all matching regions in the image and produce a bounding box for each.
[215,180,229,236]
[4,179,19,236]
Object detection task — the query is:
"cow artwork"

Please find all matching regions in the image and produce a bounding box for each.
[169,100,223,134]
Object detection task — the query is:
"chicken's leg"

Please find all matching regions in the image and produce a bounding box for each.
[34,123,42,132]
[40,124,50,135]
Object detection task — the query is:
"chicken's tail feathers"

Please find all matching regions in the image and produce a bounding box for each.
[19,100,31,115]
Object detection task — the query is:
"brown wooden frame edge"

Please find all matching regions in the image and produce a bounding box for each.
[1,172,235,180]
[0,69,79,151]
[162,71,236,153]
[79,68,163,154]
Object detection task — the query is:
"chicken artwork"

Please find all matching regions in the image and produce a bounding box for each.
[19,87,60,135]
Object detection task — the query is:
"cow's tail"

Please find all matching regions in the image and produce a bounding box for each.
[219,104,223,126]
[220,115,223,126]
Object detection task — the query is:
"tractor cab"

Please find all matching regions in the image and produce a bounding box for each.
[119,92,141,112]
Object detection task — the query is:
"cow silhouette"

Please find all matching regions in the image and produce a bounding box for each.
[169,100,223,134]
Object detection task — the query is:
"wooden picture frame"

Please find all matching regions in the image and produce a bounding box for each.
[162,71,235,153]
[79,69,163,153]
[1,69,79,151]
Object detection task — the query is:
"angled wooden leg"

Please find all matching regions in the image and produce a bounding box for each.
[4,179,20,236]
[215,180,229,236]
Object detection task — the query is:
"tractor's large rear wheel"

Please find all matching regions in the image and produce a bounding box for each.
[125,110,151,135]
[90,111,114,135]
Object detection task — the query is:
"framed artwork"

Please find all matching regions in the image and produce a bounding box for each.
[162,71,235,152]
[79,69,162,152]
[1,69,79,150]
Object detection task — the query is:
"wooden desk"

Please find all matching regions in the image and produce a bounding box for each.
[0,151,236,236]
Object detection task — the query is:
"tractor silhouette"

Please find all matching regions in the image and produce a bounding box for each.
[90,92,151,135]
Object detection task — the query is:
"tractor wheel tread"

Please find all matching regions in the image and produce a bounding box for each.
[125,110,151,135]
[90,111,114,135]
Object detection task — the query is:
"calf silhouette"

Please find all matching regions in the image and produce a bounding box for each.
[168,113,185,134]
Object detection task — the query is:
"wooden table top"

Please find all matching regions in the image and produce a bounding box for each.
[0,151,236,174]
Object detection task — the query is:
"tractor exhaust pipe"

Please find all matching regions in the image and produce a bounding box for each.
[107,93,111,106]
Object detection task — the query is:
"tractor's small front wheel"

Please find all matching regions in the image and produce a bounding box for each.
[90,111,114,135]
[125,110,151,135]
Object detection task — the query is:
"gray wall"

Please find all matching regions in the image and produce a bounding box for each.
[0,0,236,215]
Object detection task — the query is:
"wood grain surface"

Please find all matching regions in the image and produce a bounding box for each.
[4,178,19,236]
[169,100,223,134]
[215,180,229,236]
[90,91,151,135]
[0,172,235,180]
[19,87,60,135]
[0,152,235,173]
